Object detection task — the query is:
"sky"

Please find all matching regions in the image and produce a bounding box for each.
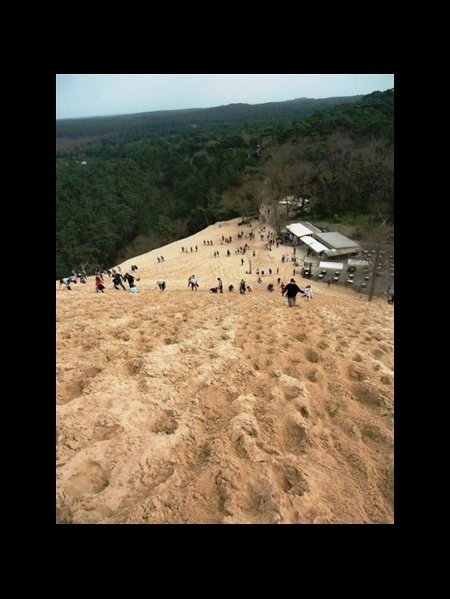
[56,74,394,120]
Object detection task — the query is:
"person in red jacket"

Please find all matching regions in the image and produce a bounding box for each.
[95,275,105,293]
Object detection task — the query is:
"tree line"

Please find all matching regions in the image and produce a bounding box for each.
[56,89,393,277]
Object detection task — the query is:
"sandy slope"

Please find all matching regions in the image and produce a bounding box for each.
[56,218,394,524]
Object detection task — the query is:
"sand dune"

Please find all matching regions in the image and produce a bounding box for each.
[56,217,394,524]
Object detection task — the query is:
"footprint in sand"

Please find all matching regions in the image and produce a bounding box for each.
[57,377,87,404]
[347,364,367,381]
[283,385,301,401]
[361,424,390,445]
[93,415,124,441]
[246,476,282,523]
[305,368,319,383]
[272,461,309,496]
[380,374,393,386]
[65,459,109,497]
[56,492,73,524]
[215,472,236,518]
[352,383,382,407]
[378,343,391,353]
[293,400,310,419]
[305,348,319,363]
[111,326,132,341]
[325,399,341,416]
[151,409,179,434]
[282,416,310,454]
[139,459,175,490]
[126,358,144,375]
[137,378,149,392]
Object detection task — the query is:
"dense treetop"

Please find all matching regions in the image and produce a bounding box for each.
[56,90,393,277]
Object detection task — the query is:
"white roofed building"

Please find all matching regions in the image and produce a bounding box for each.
[278,196,309,207]
[314,232,360,258]
[283,222,360,259]
[285,223,315,238]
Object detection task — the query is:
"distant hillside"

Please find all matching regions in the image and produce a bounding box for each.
[56,95,363,142]
[56,90,393,278]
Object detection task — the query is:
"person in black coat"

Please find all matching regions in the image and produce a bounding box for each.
[283,278,304,307]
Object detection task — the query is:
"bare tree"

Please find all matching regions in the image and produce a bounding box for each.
[368,220,394,302]
[291,160,313,218]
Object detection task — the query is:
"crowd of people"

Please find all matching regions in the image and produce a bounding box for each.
[57,221,348,308]
[59,268,315,307]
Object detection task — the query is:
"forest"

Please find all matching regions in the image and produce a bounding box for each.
[56,89,393,277]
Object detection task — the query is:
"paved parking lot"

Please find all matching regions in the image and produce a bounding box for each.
[291,245,394,298]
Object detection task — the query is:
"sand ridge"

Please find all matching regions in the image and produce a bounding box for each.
[56,217,394,524]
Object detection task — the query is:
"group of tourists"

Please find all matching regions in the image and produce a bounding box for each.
[59,220,318,306]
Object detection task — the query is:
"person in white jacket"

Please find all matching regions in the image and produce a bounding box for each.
[304,284,313,300]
